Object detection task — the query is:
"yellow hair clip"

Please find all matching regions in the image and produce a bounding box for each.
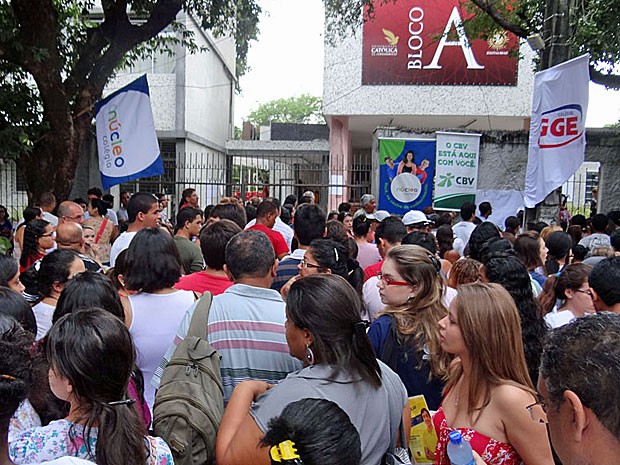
[0,374,16,381]
[269,440,301,463]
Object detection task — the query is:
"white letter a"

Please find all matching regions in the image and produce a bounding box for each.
[423,7,484,70]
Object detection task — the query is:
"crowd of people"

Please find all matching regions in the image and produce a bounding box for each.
[0,188,619,465]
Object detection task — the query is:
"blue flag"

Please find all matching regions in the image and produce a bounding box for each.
[95,75,164,190]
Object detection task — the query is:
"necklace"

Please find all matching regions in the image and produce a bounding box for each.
[454,380,466,406]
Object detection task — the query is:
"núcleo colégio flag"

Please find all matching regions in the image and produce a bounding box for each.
[524,54,590,208]
[95,75,164,190]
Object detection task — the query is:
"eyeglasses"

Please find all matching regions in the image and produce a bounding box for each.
[41,231,56,238]
[377,272,410,286]
[575,288,593,298]
[63,214,84,221]
[526,399,549,424]
[300,259,322,269]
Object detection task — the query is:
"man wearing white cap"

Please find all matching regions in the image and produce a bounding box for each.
[402,210,432,233]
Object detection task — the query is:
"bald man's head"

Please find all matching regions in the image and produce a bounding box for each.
[56,222,84,251]
[57,201,85,224]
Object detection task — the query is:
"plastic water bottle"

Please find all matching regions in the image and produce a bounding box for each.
[446,431,475,465]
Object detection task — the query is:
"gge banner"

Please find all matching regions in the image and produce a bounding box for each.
[433,132,481,210]
[378,138,435,214]
[95,75,164,190]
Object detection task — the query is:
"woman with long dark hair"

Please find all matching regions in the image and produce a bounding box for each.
[19,219,54,272]
[216,274,408,465]
[0,255,25,293]
[544,231,573,275]
[13,206,43,260]
[9,309,173,465]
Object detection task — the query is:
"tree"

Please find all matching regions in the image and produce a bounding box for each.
[0,0,261,201]
[247,95,324,126]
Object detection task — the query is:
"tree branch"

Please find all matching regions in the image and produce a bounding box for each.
[590,66,620,89]
[468,0,530,38]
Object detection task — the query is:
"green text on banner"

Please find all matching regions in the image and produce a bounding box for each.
[433,132,481,210]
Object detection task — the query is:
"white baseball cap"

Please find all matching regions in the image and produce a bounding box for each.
[402,210,430,226]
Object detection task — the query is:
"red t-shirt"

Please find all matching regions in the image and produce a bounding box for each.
[247,224,289,257]
[175,271,233,295]
[364,260,384,282]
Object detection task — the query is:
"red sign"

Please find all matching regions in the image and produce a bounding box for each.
[362,0,518,85]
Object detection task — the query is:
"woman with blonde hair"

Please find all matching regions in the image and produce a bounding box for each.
[435,283,553,465]
[368,244,450,410]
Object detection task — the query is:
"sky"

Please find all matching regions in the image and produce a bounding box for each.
[234,0,620,128]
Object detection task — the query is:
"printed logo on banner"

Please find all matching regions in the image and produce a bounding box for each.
[370,29,399,56]
[538,104,584,149]
[391,173,422,202]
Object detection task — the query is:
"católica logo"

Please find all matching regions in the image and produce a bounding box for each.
[438,173,455,187]
[538,104,583,149]
[391,173,421,203]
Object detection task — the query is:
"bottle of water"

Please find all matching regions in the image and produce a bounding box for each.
[446,431,475,465]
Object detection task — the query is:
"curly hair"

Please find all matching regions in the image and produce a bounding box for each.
[20,219,50,269]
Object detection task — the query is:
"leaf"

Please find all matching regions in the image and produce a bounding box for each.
[382,28,399,45]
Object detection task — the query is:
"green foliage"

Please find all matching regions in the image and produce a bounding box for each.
[247,95,324,126]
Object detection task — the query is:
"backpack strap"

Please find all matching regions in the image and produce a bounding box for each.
[186,292,213,339]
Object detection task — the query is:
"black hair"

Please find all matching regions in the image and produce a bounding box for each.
[592,213,609,233]
[54,272,124,324]
[225,230,275,280]
[175,207,202,233]
[402,231,437,255]
[479,202,492,217]
[352,215,371,237]
[504,216,520,234]
[89,197,108,217]
[265,197,281,210]
[102,194,114,204]
[284,195,298,207]
[260,398,361,465]
[73,198,88,207]
[21,206,43,226]
[467,222,501,261]
[435,224,454,258]
[479,238,514,265]
[544,231,573,274]
[572,244,588,261]
[0,204,9,222]
[338,202,351,213]
[20,219,50,269]
[46,309,147,465]
[589,257,620,308]
[0,255,19,288]
[570,214,587,230]
[280,206,292,225]
[0,314,34,430]
[106,249,129,292]
[483,254,547,385]
[298,195,313,205]
[287,274,382,388]
[256,200,278,219]
[459,202,476,221]
[87,187,103,198]
[294,204,326,246]
[36,249,81,298]
[180,188,196,209]
[127,193,158,224]
[327,211,339,221]
[610,229,620,252]
[308,239,363,290]
[244,204,257,223]
[375,217,407,245]
[199,219,242,270]
[0,287,37,335]
[124,227,182,292]
[337,211,352,223]
[210,203,247,229]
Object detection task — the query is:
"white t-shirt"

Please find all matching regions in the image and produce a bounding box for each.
[109,231,137,267]
[41,211,58,227]
[32,301,55,341]
[544,309,576,328]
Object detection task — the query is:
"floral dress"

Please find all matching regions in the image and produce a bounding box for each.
[433,406,521,465]
[9,419,174,465]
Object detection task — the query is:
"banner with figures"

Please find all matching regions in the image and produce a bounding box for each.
[378,138,436,214]
[524,54,589,208]
[433,131,481,210]
[95,75,163,190]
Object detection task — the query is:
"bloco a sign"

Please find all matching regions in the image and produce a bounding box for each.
[538,104,584,148]
[95,75,163,190]
[362,0,518,85]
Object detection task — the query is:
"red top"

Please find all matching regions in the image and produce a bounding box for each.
[175,271,233,295]
[433,406,521,465]
[363,260,384,282]
[19,253,45,273]
[247,224,289,257]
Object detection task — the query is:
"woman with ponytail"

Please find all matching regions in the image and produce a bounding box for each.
[538,263,594,328]
[9,309,173,465]
[217,274,408,465]
[368,244,451,410]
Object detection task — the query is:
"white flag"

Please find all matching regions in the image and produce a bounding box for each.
[95,75,163,190]
[524,54,590,208]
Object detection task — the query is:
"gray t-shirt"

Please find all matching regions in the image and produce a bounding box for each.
[250,361,407,465]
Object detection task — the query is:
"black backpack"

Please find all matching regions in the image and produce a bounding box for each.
[153,292,223,465]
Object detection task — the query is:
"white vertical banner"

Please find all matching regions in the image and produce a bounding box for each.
[524,54,590,208]
[433,132,481,210]
[95,75,163,190]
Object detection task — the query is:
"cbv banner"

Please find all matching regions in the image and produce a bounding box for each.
[378,138,435,214]
[433,132,481,210]
[95,75,163,190]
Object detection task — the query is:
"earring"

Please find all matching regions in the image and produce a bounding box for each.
[407,295,416,304]
[305,345,315,366]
